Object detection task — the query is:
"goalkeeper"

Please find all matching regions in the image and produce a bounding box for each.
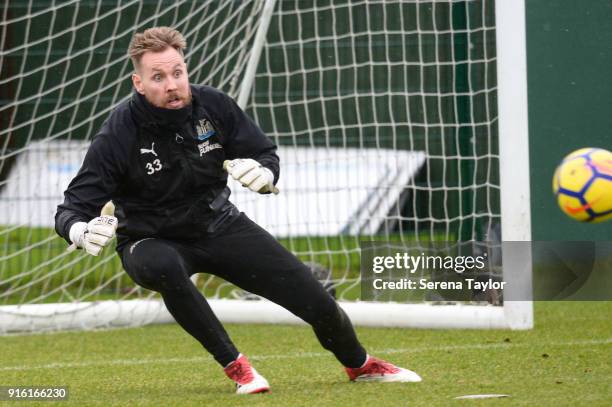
[55,26,421,394]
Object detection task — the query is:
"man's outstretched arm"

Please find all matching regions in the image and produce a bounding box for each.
[55,120,128,255]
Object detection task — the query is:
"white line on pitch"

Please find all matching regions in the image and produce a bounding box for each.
[1,337,610,372]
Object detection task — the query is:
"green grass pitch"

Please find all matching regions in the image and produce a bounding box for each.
[1,301,610,406]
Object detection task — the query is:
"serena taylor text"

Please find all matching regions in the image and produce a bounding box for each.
[372,278,506,291]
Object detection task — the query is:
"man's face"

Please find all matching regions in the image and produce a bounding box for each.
[132,47,191,109]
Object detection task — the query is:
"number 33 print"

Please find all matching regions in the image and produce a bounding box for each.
[145,159,162,175]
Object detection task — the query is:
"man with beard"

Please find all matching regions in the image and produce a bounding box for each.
[55,26,421,395]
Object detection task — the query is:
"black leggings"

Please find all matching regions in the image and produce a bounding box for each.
[120,213,366,368]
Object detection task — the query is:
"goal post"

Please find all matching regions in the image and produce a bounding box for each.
[495,0,533,329]
[0,0,532,334]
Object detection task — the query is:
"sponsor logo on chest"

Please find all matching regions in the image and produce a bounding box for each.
[198,140,222,156]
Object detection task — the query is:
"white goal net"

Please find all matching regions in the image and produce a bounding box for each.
[0,0,532,333]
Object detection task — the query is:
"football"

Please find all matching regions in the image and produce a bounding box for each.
[552,147,612,222]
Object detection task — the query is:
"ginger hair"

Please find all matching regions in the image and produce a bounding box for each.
[128,27,187,71]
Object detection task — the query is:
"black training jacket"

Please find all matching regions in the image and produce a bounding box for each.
[55,85,279,251]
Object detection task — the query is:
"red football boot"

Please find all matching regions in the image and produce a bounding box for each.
[345,355,422,383]
[224,354,270,394]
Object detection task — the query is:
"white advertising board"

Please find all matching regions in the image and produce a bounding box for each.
[0,141,425,237]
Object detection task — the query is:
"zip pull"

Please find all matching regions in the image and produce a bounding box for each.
[175,133,184,144]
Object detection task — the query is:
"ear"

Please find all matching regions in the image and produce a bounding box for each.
[132,73,145,94]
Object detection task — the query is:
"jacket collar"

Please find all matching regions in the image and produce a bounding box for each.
[130,88,194,132]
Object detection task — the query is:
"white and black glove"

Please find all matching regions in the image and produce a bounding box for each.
[69,215,118,256]
[224,158,276,194]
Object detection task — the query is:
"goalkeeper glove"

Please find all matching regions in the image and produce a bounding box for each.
[225,158,275,193]
[69,215,118,256]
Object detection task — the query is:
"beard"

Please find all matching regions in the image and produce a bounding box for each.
[164,88,192,109]
[135,87,193,130]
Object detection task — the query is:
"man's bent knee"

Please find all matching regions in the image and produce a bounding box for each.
[121,239,190,293]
